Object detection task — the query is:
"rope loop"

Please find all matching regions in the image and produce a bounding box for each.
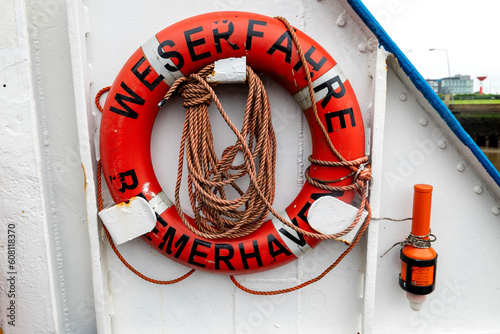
[405,232,437,249]
[305,156,371,194]
[95,87,195,285]
[95,86,111,112]
[380,231,437,258]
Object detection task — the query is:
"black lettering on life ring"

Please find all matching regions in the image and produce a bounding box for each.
[213,20,240,53]
[245,19,267,50]
[310,192,345,200]
[188,239,212,267]
[267,31,293,63]
[314,75,346,108]
[214,244,236,270]
[110,169,139,193]
[239,240,263,270]
[267,234,292,259]
[155,215,190,259]
[158,226,177,254]
[184,26,211,62]
[157,39,185,72]
[279,218,307,248]
[131,56,164,92]
[325,107,356,131]
[293,46,327,77]
[110,82,145,119]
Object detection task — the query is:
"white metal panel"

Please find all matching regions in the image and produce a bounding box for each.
[362,46,390,334]
[372,64,500,334]
[4,0,494,333]
[29,0,100,332]
[66,0,113,332]
[0,0,61,332]
[80,0,376,333]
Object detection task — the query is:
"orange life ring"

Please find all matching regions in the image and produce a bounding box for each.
[100,11,365,274]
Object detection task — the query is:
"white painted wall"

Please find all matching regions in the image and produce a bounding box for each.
[1,0,499,333]
[81,1,375,333]
[372,61,500,334]
[0,0,95,333]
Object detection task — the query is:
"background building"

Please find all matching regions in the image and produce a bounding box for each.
[426,79,440,93]
[426,75,474,94]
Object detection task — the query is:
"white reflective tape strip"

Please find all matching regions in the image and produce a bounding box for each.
[141,37,185,87]
[293,64,348,110]
[206,57,247,84]
[271,211,311,257]
[148,191,172,215]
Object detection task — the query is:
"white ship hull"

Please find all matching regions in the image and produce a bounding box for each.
[1,0,499,333]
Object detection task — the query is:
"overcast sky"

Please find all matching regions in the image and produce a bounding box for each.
[362,0,500,93]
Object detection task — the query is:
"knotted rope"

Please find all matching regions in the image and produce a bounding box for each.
[160,64,278,239]
[381,231,437,258]
[161,57,371,242]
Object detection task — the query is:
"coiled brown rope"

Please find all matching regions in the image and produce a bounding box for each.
[163,61,370,242]
[160,65,278,239]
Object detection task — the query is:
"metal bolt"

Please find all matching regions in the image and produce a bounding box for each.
[358,38,377,53]
[474,185,483,195]
[399,93,407,102]
[358,42,367,53]
[492,206,500,216]
[437,140,447,149]
[419,117,428,126]
[336,12,347,27]
[456,162,466,172]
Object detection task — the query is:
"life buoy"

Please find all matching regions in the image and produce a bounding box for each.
[100,11,365,274]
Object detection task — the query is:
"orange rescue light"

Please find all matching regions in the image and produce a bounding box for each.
[399,184,437,310]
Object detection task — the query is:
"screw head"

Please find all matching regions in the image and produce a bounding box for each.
[336,12,347,27]
[437,140,447,149]
[474,185,483,194]
[492,206,500,216]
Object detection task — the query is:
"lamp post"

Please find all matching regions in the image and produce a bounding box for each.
[429,48,454,103]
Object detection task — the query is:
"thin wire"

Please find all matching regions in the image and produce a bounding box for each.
[380,232,437,258]
[372,217,412,222]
